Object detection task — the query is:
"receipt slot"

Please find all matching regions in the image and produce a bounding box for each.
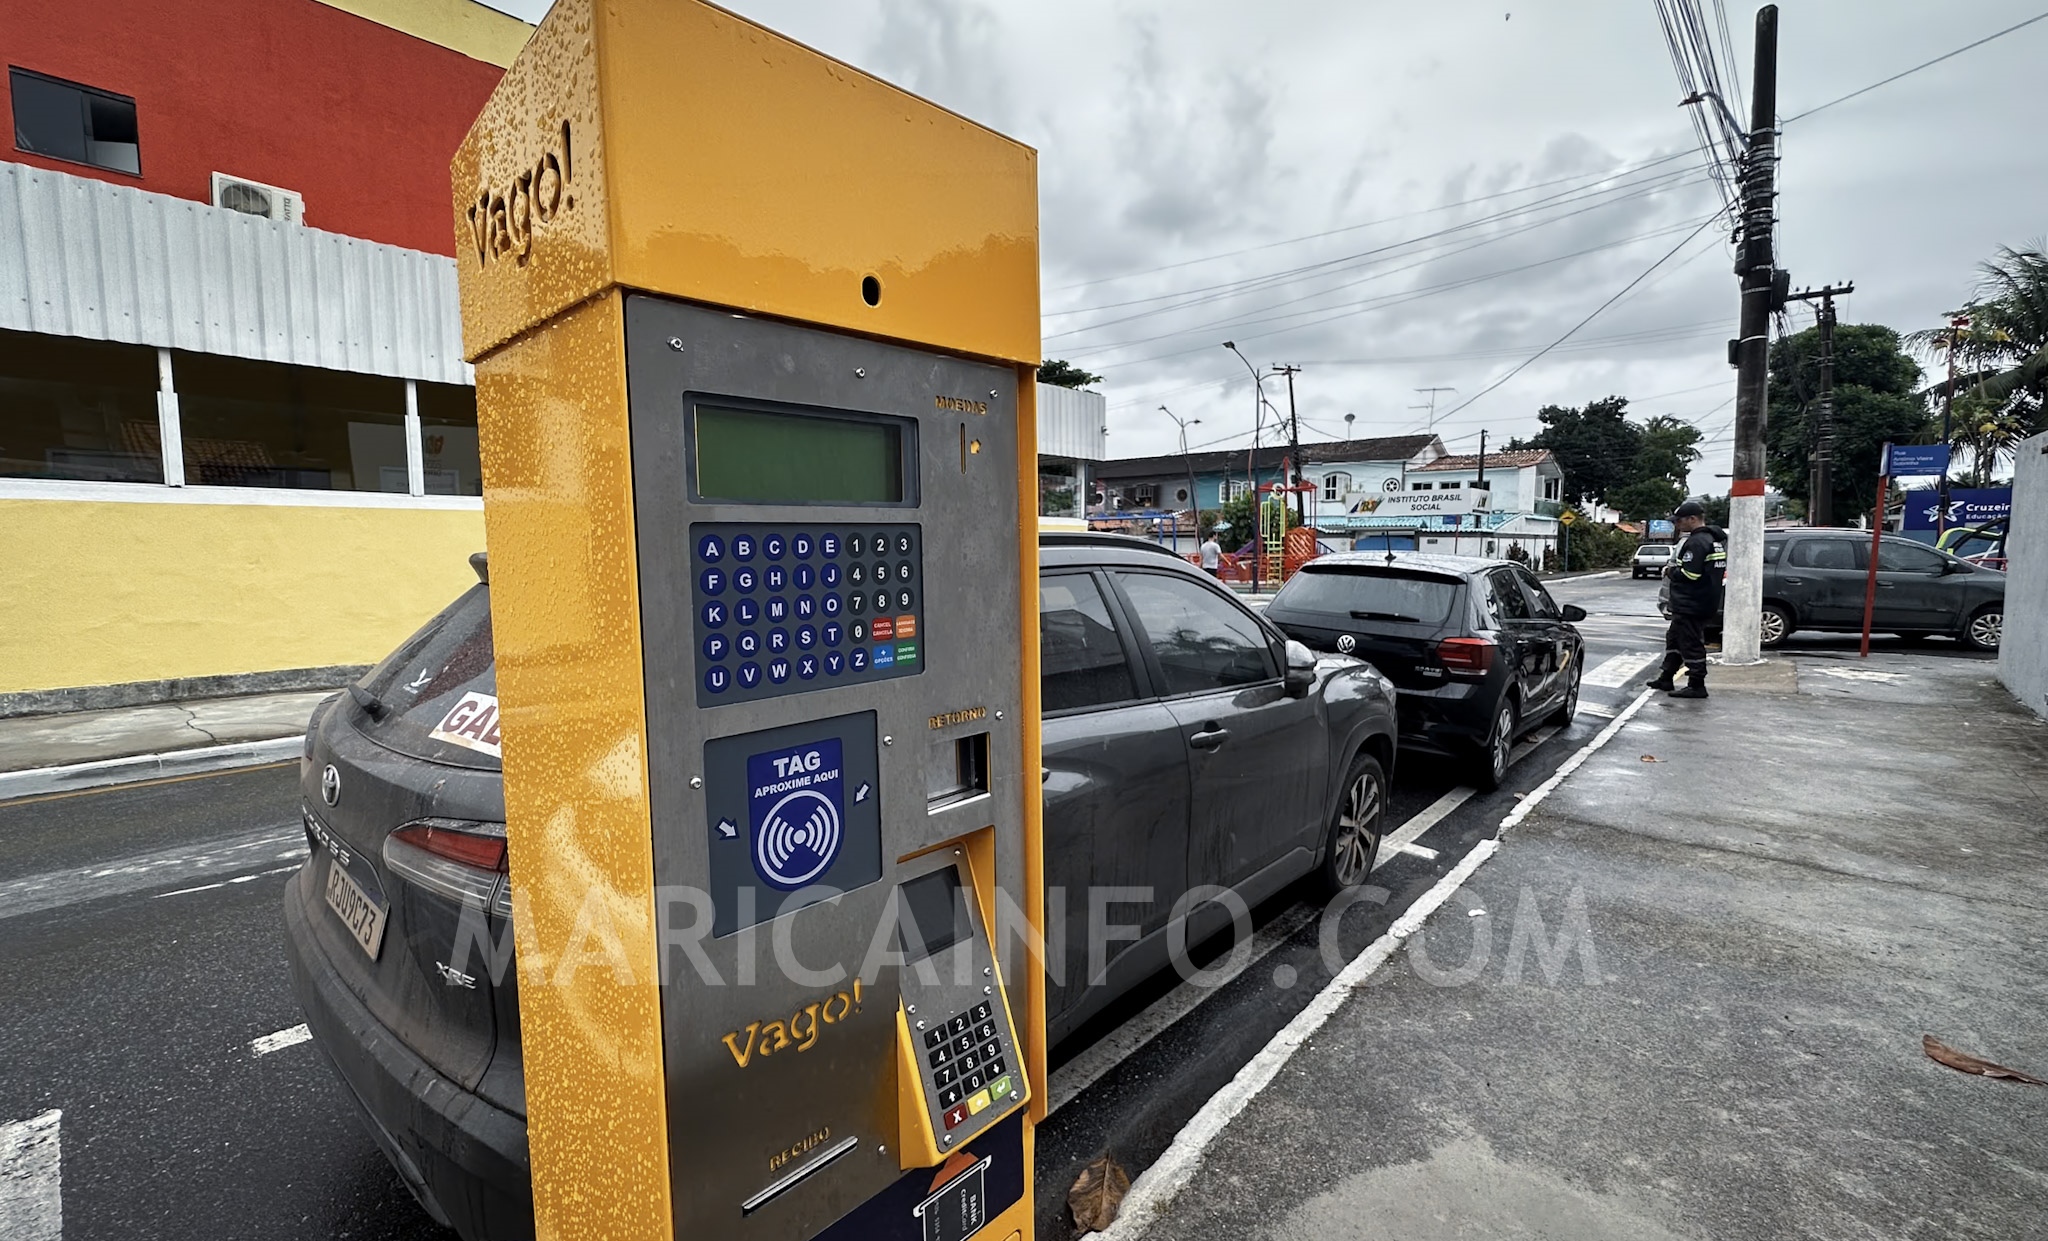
[451,1,1042,1238]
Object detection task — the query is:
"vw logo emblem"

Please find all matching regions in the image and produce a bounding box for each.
[321,764,342,807]
[1337,634,1357,654]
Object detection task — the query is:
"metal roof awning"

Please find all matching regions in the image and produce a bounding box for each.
[0,160,469,385]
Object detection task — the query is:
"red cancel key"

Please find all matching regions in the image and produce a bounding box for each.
[942,1102,970,1130]
[872,617,895,641]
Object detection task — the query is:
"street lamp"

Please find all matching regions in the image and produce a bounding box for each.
[1222,341,1266,593]
[1161,405,1201,554]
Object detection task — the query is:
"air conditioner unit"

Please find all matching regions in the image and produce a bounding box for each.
[210,172,304,224]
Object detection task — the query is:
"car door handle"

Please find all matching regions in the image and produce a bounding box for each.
[1780,576,1804,584]
[1188,726,1230,751]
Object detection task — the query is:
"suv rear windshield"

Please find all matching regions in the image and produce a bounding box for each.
[1273,567,1462,624]
[350,585,499,770]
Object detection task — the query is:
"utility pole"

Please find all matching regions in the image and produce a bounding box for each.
[1274,364,1305,523]
[1938,314,1970,535]
[1161,405,1202,553]
[1223,341,1266,593]
[1723,4,1782,665]
[1784,281,1854,526]
[1414,386,1456,435]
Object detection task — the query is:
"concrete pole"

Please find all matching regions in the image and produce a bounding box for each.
[1723,5,1778,664]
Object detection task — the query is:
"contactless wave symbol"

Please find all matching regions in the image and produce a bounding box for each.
[755,789,843,889]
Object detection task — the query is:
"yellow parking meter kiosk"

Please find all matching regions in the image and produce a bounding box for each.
[451,1,1043,1237]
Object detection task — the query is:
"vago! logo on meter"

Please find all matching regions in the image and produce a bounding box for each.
[747,740,846,889]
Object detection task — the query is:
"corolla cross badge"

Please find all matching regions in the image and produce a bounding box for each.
[321,764,341,807]
[1337,634,1357,654]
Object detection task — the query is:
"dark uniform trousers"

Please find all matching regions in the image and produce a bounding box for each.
[1660,615,1708,681]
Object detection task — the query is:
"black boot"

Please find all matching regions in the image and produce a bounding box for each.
[1670,669,1708,699]
[1645,657,1678,692]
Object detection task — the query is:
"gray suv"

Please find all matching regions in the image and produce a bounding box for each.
[283,534,1398,1239]
[1660,529,2004,650]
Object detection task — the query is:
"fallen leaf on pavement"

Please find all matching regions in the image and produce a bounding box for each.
[1639,755,1662,763]
[1923,1035,2047,1086]
[1069,1155,1131,1233]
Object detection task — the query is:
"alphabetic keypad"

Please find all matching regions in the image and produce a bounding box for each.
[693,523,924,705]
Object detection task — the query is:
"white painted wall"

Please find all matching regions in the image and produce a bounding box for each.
[1997,431,2048,719]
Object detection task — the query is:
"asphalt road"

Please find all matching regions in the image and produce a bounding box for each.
[0,571,1845,1240]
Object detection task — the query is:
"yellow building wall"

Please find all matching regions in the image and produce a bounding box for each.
[0,499,486,694]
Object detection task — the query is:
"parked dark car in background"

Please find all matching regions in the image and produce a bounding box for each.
[1262,552,1585,791]
[283,535,1398,1241]
[1658,529,2004,651]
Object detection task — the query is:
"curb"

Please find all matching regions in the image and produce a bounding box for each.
[0,736,304,802]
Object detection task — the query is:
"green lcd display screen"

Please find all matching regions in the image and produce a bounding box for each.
[693,404,908,504]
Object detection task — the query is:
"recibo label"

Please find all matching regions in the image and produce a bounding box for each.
[930,706,989,731]
[722,980,865,1069]
[770,1127,832,1174]
[934,395,989,415]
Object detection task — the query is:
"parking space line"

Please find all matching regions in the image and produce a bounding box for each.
[1045,724,1563,1117]
[155,864,300,900]
[0,1109,62,1241]
[249,1025,312,1057]
[1096,839,1503,1240]
[1584,651,1658,688]
[1092,699,1648,1237]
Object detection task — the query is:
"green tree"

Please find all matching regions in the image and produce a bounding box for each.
[1036,359,1103,389]
[1606,478,1686,521]
[1635,414,1704,484]
[1508,396,1641,507]
[1766,323,1926,524]
[1214,492,1297,548]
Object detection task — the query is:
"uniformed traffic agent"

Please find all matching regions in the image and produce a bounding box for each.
[1647,500,1727,699]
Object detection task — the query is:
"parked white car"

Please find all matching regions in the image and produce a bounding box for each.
[1631,543,1676,579]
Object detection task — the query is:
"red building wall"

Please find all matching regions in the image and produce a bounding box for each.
[3,0,504,256]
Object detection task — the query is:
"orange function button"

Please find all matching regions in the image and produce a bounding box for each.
[872,617,895,641]
[894,615,917,638]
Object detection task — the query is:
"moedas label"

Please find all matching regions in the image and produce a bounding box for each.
[746,739,846,890]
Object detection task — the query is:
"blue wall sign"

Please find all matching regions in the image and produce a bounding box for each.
[1902,488,2011,532]
[1883,443,1950,477]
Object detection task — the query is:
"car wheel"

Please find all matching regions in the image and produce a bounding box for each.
[1318,752,1386,895]
[1547,658,1582,727]
[1963,605,2002,652]
[1476,697,1517,792]
[1759,603,1792,649]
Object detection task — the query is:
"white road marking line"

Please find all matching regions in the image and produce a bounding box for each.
[0,1109,62,1241]
[1094,697,1650,1238]
[1095,839,1504,1241]
[154,864,300,900]
[1583,651,1659,688]
[1046,904,1318,1116]
[1577,702,1618,719]
[1498,688,1655,832]
[249,1024,312,1057]
[1046,723,1561,1116]
[0,827,303,920]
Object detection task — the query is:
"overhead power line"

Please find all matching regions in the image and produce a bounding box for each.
[1783,9,2048,124]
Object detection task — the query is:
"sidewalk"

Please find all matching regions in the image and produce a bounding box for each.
[0,689,331,797]
[1117,651,2048,1240]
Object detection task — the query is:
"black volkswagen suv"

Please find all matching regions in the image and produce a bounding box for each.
[283,536,1397,1239]
[1263,553,1586,790]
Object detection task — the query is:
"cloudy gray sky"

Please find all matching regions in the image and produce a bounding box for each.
[481,0,2046,494]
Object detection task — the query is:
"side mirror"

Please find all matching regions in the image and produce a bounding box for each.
[1560,604,1588,622]
[1283,639,1318,698]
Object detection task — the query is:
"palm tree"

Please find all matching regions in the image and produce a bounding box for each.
[1911,243,2048,435]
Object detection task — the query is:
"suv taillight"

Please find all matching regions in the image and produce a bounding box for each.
[1436,636,1497,676]
[383,819,512,917]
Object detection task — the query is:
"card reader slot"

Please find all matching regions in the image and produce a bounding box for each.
[738,1134,860,1216]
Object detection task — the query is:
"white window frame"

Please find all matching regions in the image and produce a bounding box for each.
[1321,471,1351,502]
[2,350,479,510]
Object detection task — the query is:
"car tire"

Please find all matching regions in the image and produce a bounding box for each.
[1475,696,1518,792]
[1759,603,1793,649]
[1547,658,1582,728]
[1963,604,2003,652]
[1317,751,1386,895]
